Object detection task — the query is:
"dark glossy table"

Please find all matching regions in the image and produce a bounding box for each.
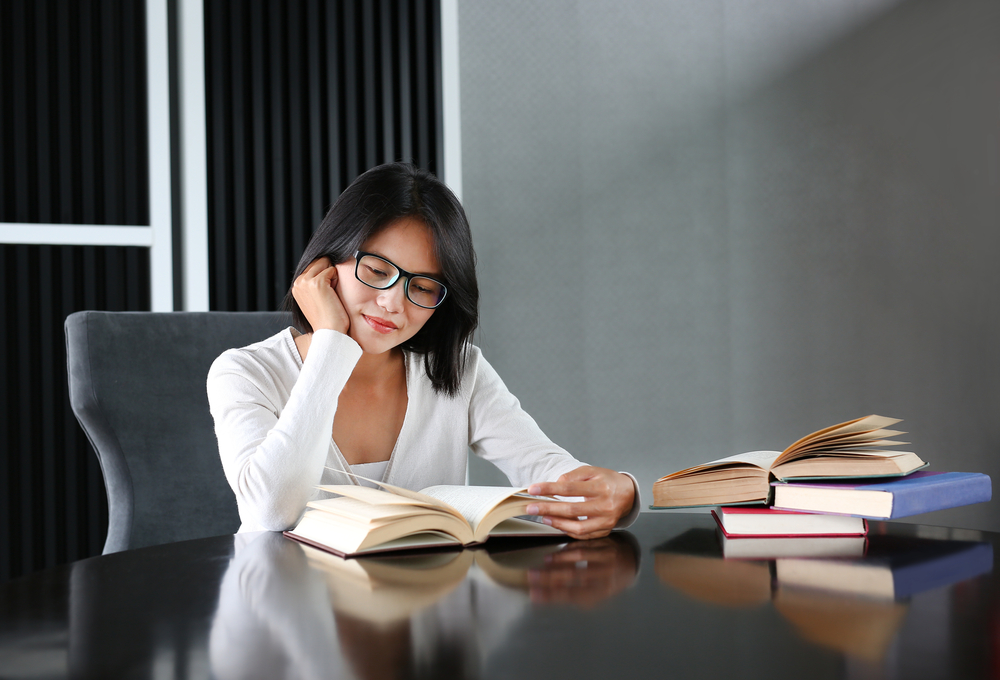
[1,513,997,679]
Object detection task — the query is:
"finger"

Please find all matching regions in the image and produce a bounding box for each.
[301,257,332,278]
[529,477,605,499]
[527,500,609,519]
[315,263,338,286]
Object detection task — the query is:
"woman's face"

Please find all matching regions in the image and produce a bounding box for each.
[333,217,440,355]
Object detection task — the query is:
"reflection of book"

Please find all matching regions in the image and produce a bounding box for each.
[776,534,994,600]
[712,506,867,537]
[473,542,569,589]
[302,544,474,624]
[773,587,908,663]
[652,415,924,508]
[285,482,565,556]
[772,471,992,519]
[720,533,866,560]
[653,529,772,607]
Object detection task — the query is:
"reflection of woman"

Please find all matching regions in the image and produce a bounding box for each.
[208,163,638,538]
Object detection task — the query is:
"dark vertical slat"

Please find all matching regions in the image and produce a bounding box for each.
[361,0,377,169]
[414,0,430,169]
[343,0,359,182]
[34,0,52,223]
[306,0,324,233]
[56,0,76,222]
[267,0,286,311]
[105,247,125,312]
[101,0,121,224]
[59,247,79,563]
[0,247,11,583]
[230,2,249,311]
[0,1,9,220]
[380,0,395,163]
[325,0,341,218]
[79,0,97,223]
[121,0,141,225]
[15,246,35,575]
[430,0,443,176]
[397,0,412,163]
[11,0,32,221]
[286,0,304,302]
[134,0,149,225]
[37,246,57,566]
[249,0,269,312]
[50,248,68,565]
[81,246,101,554]
[208,0,230,309]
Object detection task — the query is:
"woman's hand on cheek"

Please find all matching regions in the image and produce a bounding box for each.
[525,466,636,541]
[292,258,351,335]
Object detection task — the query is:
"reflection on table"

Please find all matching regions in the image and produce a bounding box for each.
[3,514,999,679]
[653,524,993,663]
[209,531,640,680]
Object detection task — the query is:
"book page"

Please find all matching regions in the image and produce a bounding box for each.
[660,450,780,480]
[316,484,438,509]
[416,485,528,531]
[307,496,438,524]
[781,415,902,456]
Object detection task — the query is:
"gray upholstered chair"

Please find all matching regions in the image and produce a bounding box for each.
[65,311,290,553]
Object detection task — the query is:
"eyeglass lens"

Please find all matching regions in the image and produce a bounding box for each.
[356,254,446,308]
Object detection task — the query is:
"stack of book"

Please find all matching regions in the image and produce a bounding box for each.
[651,415,992,555]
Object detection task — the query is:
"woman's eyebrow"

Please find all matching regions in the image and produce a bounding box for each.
[368,250,442,278]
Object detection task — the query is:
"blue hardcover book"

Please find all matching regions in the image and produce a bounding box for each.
[772,471,992,519]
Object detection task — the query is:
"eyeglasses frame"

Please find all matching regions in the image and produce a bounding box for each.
[352,250,449,309]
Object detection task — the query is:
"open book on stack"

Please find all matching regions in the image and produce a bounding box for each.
[284,481,566,557]
[652,415,925,508]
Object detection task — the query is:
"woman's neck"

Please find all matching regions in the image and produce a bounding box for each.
[351,345,404,383]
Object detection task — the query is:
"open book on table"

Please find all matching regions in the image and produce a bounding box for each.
[284,481,566,557]
[652,415,926,508]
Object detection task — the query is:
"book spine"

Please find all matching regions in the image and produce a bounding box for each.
[890,474,992,518]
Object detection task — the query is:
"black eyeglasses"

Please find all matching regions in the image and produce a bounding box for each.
[353,251,448,309]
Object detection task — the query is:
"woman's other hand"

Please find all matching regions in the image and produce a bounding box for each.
[526,466,637,540]
[291,258,350,334]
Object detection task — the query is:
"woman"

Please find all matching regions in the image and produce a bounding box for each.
[208,163,638,540]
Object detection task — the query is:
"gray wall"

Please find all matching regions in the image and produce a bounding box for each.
[459,0,1000,531]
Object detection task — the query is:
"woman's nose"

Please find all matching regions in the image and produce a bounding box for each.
[377,280,407,312]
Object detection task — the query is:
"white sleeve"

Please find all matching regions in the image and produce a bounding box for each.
[207,330,363,531]
[466,352,641,529]
[466,352,585,488]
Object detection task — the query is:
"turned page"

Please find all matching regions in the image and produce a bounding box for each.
[416,485,529,532]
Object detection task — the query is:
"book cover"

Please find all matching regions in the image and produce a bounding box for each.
[712,506,867,538]
[772,471,992,520]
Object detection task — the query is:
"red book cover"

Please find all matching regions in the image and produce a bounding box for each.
[712,506,868,538]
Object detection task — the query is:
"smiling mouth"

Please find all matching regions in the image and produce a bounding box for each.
[363,314,398,334]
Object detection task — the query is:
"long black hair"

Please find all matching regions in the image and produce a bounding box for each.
[282,162,479,396]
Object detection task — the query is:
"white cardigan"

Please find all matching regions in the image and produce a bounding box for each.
[207,328,638,533]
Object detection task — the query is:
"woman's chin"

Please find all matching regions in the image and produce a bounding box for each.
[349,326,401,356]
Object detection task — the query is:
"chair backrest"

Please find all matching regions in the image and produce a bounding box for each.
[65,311,291,553]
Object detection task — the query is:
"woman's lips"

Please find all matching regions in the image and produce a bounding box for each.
[363,314,398,334]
